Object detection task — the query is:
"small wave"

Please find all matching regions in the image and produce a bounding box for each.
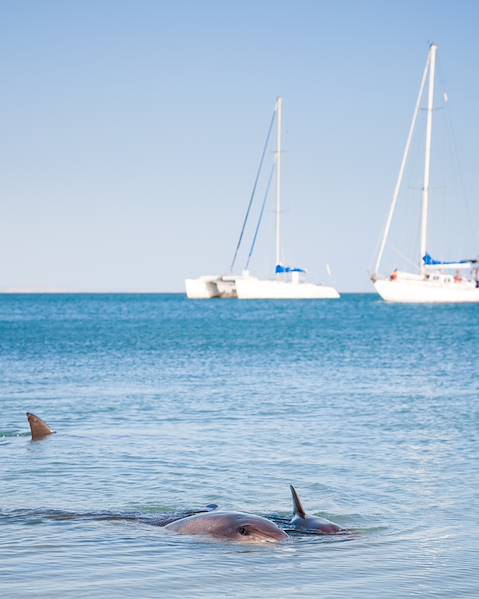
[0,431,31,439]
[0,507,217,528]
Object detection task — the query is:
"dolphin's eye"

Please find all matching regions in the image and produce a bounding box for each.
[238,526,248,536]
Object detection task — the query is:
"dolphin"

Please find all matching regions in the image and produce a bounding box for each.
[164,511,289,543]
[26,412,55,441]
[289,485,342,534]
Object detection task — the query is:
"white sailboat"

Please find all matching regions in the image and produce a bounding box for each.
[234,97,340,300]
[371,44,479,303]
[186,97,339,300]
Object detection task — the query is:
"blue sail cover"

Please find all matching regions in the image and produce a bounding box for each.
[423,253,472,266]
[275,264,306,274]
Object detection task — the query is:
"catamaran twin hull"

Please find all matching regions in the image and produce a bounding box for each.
[184,276,237,299]
[374,274,479,303]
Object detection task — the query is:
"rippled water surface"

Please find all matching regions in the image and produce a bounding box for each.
[1,294,478,598]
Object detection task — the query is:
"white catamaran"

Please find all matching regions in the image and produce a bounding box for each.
[371,44,479,303]
[186,97,339,300]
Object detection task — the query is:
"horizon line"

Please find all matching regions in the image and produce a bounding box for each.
[0,288,375,295]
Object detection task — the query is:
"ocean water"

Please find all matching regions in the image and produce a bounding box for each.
[0,293,477,598]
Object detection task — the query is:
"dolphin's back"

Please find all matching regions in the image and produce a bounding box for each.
[289,485,342,534]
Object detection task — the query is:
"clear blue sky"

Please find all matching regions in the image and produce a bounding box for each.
[2,0,479,292]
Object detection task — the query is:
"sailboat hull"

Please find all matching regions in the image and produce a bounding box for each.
[235,277,340,299]
[374,276,479,303]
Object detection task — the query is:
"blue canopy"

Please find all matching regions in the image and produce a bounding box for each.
[423,253,472,266]
[275,264,306,274]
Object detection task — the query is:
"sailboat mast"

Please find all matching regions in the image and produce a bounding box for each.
[420,43,437,272]
[373,53,430,277]
[275,96,283,267]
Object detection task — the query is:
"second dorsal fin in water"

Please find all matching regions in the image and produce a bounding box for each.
[290,484,307,519]
[26,412,56,441]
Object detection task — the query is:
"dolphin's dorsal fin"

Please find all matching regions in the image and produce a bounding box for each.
[26,412,55,440]
[290,485,307,519]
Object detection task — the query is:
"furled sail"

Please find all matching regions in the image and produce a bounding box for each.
[275,264,306,274]
[423,253,476,270]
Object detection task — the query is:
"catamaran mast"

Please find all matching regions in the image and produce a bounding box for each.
[420,43,437,272]
[275,96,283,268]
